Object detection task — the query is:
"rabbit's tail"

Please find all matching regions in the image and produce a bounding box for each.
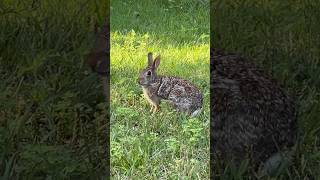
[190,108,202,118]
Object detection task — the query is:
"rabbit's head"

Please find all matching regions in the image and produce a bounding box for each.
[138,52,160,87]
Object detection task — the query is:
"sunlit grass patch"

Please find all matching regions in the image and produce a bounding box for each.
[110,28,210,178]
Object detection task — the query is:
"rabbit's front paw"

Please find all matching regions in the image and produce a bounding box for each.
[152,105,160,114]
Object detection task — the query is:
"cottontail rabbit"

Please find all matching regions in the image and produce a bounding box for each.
[138,52,203,117]
[211,49,297,174]
[85,21,109,100]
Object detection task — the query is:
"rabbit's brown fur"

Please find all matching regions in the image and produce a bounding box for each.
[86,22,108,75]
[139,53,203,116]
[211,49,297,172]
[85,21,109,100]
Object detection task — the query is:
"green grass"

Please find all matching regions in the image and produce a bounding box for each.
[0,0,108,179]
[110,0,209,179]
[4,0,316,179]
[212,0,320,179]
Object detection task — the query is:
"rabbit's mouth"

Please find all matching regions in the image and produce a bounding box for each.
[139,82,150,87]
[138,80,149,87]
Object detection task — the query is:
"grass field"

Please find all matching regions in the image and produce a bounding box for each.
[0,0,108,179]
[2,0,317,179]
[212,0,320,179]
[110,0,210,179]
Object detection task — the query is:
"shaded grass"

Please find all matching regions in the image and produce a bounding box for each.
[0,0,108,179]
[111,0,210,179]
[211,0,320,179]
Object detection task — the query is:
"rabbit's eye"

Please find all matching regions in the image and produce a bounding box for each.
[147,71,152,76]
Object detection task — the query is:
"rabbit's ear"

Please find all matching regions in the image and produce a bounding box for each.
[152,55,160,70]
[148,52,153,67]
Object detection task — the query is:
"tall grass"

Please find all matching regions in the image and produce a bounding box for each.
[111,0,210,179]
[0,0,108,178]
[212,0,320,179]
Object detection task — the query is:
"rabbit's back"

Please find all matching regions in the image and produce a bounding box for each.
[211,49,297,167]
[150,76,203,114]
